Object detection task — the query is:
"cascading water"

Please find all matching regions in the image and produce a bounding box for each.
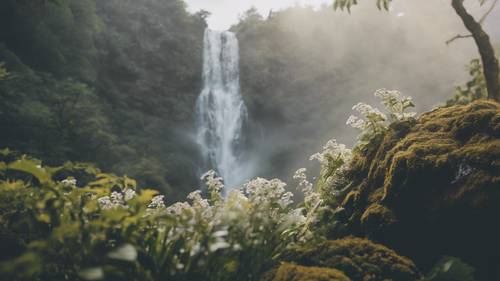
[195,29,248,190]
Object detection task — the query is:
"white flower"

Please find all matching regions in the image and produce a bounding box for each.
[148,195,166,209]
[124,188,136,201]
[201,170,224,195]
[61,178,77,188]
[374,89,416,121]
[97,191,127,210]
[346,115,367,130]
[352,102,387,120]
[309,139,352,166]
[209,239,230,252]
[97,196,112,210]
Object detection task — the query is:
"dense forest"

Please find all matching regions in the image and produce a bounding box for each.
[1,0,500,280]
[0,0,205,201]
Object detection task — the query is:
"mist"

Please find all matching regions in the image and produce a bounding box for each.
[233,0,499,182]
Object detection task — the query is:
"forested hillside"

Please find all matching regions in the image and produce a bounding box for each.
[0,0,206,200]
[233,3,482,181]
[0,0,496,199]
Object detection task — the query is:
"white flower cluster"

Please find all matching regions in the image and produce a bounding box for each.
[61,178,77,188]
[140,170,321,275]
[293,168,320,207]
[374,89,416,121]
[148,195,166,209]
[201,170,224,199]
[244,177,293,209]
[310,139,352,166]
[346,102,387,133]
[87,168,322,276]
[97,188,137,210]
[98,191,125,210]
[346,89,416,144]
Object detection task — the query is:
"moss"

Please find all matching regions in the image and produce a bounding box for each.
[261,263,351,281]
[326,100,500,279]
[281,237,420,281]
[360,204,396,236]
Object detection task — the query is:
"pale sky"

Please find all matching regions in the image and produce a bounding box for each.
[185,0,331,30]
[184,0,500,37]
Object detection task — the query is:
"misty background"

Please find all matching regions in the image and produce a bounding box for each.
[0,0,499,200]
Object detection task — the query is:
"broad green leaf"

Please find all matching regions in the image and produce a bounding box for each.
[8,157,52,184]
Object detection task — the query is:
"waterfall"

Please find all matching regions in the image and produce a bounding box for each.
[195,29,248,190]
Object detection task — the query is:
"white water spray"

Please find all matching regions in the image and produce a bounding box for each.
[195,29,249,190]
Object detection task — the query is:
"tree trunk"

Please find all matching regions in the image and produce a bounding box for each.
[452,0,500,102]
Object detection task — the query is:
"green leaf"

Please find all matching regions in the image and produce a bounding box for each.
[107,244,138,262]
[78,267,104,281]
[8,157,52,184]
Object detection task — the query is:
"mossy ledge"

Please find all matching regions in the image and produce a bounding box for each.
[332,100,500,279]
[260,263,351,281]
[262,237,420,281]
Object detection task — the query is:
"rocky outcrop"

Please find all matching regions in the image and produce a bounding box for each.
[334,100,500,279]
[262,237,420,281]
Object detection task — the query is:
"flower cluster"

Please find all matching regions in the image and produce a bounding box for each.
[293,168,320,207]
[374,89,416,121]
[148,195,166,209]
[309,139,353,198]
[61,178,77,188]
[98,189,137,210]
[347,89,416,148]
[139,170,321,277]
[98,191,126,210]
[347,102,387,135]
[310,139,352,166]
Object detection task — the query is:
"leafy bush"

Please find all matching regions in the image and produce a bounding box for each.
[447,59,487,106]
[346,89,416,149]
[0,149,321,281]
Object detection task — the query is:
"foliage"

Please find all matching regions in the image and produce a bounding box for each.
[327,100,499,279]
[422,257,476,281]
[447,59,488,106]
[332,0,492,12]
[333,0,392,12]
[0,150,321,281]
[0,0,206,200]
[346,89,416,150]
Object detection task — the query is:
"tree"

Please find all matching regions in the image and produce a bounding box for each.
[332,0,500,102]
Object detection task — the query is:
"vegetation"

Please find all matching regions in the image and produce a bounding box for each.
[233,4,474,183]
[277,237,420,281]
[0,0,206,201]
[332,0,500,102]
[0,149,324,281]
[317,100,500,279]
[1,0,499,281]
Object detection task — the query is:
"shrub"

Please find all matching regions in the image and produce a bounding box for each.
[0,149,321,281]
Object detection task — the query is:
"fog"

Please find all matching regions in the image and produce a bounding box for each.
[229,0,500,183]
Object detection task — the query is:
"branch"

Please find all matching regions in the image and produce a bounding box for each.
[451,0,500,101]
[446,34,473,45]
[479,0,499,24]
[446,0,498,45]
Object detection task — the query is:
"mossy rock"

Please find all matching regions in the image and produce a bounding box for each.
[329,100,500,279]
[261,263,351,281]
[277,237,420,281]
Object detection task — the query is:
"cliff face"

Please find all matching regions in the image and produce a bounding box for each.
[331,100,500,279]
